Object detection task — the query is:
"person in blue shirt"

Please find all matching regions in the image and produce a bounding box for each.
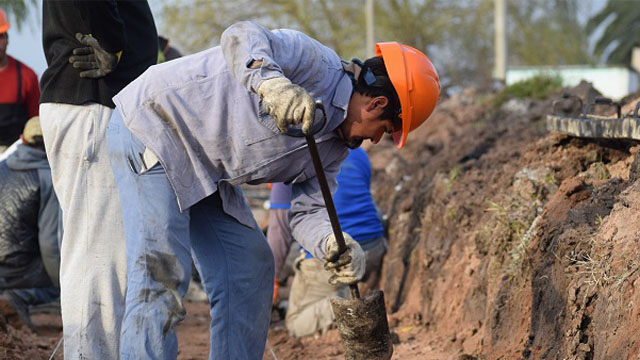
[266,147,387,337]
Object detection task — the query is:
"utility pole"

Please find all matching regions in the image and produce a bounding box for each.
[493,0,507,82]
[632,47,640,74]
[366,0,374,58]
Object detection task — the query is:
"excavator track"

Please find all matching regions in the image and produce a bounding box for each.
[546,96,640,140]
[547,114,640,140]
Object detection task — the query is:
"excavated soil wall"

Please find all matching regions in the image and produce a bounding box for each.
[367,86,640,359]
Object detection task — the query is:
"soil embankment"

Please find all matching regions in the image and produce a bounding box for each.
[267,84,640,359]
[364,85,640,360]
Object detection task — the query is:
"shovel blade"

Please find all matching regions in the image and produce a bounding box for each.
[330,290,393,360]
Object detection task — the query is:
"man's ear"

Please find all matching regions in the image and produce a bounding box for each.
[367,96,389,111]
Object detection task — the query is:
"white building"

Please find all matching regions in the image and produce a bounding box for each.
[506,66,639,100]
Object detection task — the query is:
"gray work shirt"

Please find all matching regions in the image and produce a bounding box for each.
[113,21,351,258]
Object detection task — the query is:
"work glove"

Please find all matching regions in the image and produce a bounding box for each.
[323,232,366,286]
[257,77,315,134]
[69,33,120,78]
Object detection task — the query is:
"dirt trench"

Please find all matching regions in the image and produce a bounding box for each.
[360,85,640,359]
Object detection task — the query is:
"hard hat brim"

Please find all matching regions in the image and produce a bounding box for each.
[376,42,412,149]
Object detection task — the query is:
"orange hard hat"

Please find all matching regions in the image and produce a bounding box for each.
[376,42,440,149]
[0,9,9,33]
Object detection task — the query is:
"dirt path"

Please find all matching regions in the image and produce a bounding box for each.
[178,302,458,360]
[20,301,458,360]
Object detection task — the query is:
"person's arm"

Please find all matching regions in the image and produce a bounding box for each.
[266,208,295,276]
[220,21,333,94]
[288,148,348,259]
[266,183,295,276]
[23,68,40,118]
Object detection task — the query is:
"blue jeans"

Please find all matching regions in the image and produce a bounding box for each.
[107,110,274,359]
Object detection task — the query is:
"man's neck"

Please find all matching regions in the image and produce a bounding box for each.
[0,55,9,71]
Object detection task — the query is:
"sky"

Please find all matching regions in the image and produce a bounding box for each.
[7,1,165,77]
[6,6,45,76]
[7,0,607,78]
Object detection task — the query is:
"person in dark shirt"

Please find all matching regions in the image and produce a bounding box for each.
[38,1,157,358]
[158,35,183,63]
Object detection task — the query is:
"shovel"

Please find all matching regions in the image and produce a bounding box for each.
[287,101,393,360]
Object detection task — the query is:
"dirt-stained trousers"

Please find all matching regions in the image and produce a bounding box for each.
[40,103,126,360]
[106,110,274,360]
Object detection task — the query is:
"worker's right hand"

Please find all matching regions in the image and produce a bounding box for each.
[323,232,366,286]
[69,33,120,79]
[257,77,315,135]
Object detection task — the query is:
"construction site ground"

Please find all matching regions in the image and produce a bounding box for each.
[2,83,640,359]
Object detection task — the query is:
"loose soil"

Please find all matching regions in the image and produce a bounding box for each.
[3,83,640,359]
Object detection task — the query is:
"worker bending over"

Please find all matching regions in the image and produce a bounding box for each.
[102,21,439,359]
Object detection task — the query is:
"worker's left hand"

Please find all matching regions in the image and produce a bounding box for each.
[69,33,119,78]
[324,232,366,285]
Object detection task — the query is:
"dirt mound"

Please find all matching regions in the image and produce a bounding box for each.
[0,297,57,359]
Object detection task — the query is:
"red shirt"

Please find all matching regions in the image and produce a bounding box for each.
[0,56,41,118]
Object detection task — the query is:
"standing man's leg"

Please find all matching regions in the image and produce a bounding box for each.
[107,110,192,359]
[190,193,274,359]
[40,103,126,359]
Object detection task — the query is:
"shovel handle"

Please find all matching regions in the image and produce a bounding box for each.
[305,132,361,300]
[284,100,327,137]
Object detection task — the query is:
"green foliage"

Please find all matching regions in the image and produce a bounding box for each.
[160,0,364,57]
[159,0,593,89]
[508,0,593,67]
[494,74,563,107]
[0,0,38,30]
[484,199,536,282]
[587,0,640,65]
[446,165,461,192]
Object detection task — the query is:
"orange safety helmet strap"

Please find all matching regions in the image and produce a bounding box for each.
[376,42,440,149]
[0,9,9,34]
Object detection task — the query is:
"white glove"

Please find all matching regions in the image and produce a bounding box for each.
[323,232,366,285]
[257,77,315,134]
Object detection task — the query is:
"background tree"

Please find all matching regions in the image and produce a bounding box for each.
[587,0,640,65]
[508,0,593,67]
[160,0,364,58]
[159,0,594,92]
[0,0,38,30]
